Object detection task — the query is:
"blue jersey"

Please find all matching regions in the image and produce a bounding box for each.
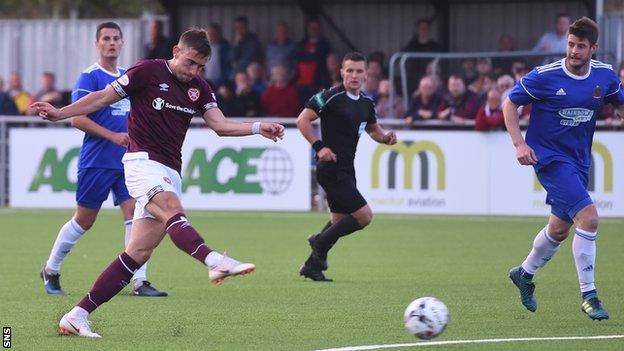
[73,63,131,170]
[509,59,624,173]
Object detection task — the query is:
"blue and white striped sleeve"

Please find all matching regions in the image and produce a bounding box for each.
[604,71,624,106]
[72,72,96,103]
[508,69,543,106]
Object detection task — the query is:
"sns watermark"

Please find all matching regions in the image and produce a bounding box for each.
[2,327,10,348]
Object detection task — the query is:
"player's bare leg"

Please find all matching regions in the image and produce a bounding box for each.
[573,204,608,320]
[124,218,167,266]
[146,191,254,284]
[41,206,98,295]
[59,217,167,337]
[120,199,167,296]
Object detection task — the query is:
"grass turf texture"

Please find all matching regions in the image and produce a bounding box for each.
[1,209,622,351]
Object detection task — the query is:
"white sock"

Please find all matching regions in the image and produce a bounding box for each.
[45,218,86,273]
[521,225,561,275]
[124,220,147,288]
[573,228,597,293]
[68,306,89,318]
[205,251,224,269]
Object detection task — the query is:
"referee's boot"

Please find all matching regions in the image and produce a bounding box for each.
[307,234,330,271]
[299,255,332,282]
[133,280,168,297]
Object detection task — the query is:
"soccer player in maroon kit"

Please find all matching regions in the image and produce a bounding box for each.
[31,28,285,338]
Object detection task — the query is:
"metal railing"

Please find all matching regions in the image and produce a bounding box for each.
[388,50,617,119]
[1,115,622,208]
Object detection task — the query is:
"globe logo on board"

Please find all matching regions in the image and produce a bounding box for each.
[257,148,294,195]
[152,97,165,110]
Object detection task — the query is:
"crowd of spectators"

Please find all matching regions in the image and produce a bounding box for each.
[2,14,623,131]
[396,13,624,130]
[0,71,64,116]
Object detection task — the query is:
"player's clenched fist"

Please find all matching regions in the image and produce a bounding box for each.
[317,147,337,162]
[515,142,538,165]
[383,131,397,145]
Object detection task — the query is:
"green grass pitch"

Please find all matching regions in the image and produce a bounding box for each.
[1,209,622,350]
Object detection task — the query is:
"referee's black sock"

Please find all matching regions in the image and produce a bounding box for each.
[319,221,332,234]
[316,215,362,251]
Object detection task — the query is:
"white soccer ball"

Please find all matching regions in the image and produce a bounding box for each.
[403,297,449,339]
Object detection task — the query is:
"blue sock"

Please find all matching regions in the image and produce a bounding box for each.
[519,267,534,280]
[582,289,597,300]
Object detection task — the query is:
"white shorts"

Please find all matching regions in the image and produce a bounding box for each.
[122,152,182,220]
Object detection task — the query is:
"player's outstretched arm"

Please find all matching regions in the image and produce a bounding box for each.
[30,85,121,122]
[366,123,397,145]
[503,98,537,165]
[202,108,284,141]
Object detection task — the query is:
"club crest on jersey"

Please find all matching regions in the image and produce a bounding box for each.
[118,74,129,86]
[593,85,601,99]
[188,88,200,101]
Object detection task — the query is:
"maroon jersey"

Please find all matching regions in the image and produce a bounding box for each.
[110,59,217,172]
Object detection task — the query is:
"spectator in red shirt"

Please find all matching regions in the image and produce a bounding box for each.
[438,74,480,124]
[475,88,505,131]
[261,65,300,117]
[294,19,332,102]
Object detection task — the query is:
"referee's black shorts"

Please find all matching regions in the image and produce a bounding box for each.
[316,161,367,214]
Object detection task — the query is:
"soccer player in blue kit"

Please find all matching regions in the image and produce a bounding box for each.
[40,22,167,297]
[503,17,624,320]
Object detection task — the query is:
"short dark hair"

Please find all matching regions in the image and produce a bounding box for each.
[416,19,430,27]
[556,13,571,21]
[569,16,599,46]
[96,22,122,40]
[209,23,222,33]
[448,74,465,84]
[234,16,248,25]
[178,28,211,57]
[153,20,164,32]
[341,52,367,66]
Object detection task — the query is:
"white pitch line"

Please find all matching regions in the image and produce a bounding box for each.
[313,335,624,351]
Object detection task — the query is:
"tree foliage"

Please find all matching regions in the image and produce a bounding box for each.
[0,0,164,19]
